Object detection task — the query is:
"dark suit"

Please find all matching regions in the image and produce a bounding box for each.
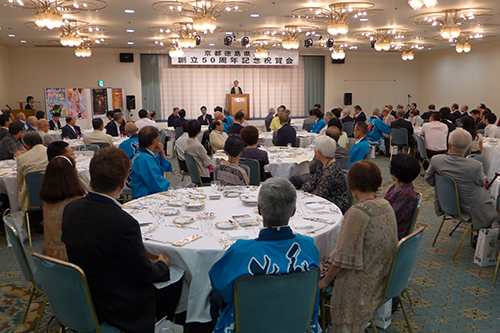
[230,86,243,94]
[167,114,179,127]
[25,103,33,110]
[227,122,244,135]
[49,119,61,130]
[452,110,461,119]
[197,114,213,126]
[62,193,174,333]
[341,115,353,123]
[421,111,434,120]
[61,124,81,139]
[105,120,125,137]
[265,113,274,131]
[276,123,296,147]
[27,125,36,131]
[391,118,416,147]
[173,118,186,128]
[404,109,419,118]
[441,119,456,133]
[0,127,8,140]
[477,119,486,130]
[354,111,366,123]
[390,110,397,118]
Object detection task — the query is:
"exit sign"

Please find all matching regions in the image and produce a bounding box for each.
[98,80,105,87]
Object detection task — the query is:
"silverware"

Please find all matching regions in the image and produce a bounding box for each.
[307,225,327,234]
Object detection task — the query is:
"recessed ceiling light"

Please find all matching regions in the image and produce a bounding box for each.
[225,32,233,35]
[127,41,134,45]
[8,34,15,38]
[209,43,215,46]
[250,13,259,18]
[20,40,26,43]
[360,18,369,22]
[126,29,134,33]
[450,43,456,46]
[124,9,135,14]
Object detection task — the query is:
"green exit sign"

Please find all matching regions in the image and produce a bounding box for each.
[98,80,105,87]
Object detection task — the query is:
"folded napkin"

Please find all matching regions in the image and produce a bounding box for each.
[306,203,326,211]
[227,230,249,240]
[293,221,313,230]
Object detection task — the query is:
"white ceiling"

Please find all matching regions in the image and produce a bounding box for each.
[1,0,500,54]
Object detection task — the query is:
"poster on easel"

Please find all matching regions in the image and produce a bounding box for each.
[92,88,108,115]
[112,89,123,111]
[67,88,89,119]
[45,88,68,118]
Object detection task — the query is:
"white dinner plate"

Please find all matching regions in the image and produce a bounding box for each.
[173,216,195,225]
[190,193,207,199]
[161,208,180,216]
[215,220,238,230]
[197,212,216,219]
[167,200,186,207]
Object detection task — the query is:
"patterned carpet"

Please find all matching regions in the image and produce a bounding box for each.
[0,155,499,332]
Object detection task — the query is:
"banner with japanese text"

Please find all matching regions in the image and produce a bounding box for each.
[171,48,299,66]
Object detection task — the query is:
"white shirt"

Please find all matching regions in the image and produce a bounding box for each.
[485,124,500,138]
[419,121,449,151]
[409,115,423,127]
[135,118,159,131]
[174,132,189,161]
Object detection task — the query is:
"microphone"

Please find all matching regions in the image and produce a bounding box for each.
[5,104,11,110]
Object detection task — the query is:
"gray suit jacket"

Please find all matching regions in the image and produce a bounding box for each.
[425,153,498,229]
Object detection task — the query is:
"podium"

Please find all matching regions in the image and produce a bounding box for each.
[226,94,250,119]
[1,109,35,118]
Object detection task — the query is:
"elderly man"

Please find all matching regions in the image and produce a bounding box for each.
[382,107,395,124]
[348,122,370,168]
[421,104,436,121]
[227,111,245,135]
[61,116,82,139]
[0,113,12,140]
[214,111,228,133]
[366,108,390,153]
[62,147,181,333]
[36,119,55,145]
[425,129,498,230]
[341,108,353,123]
[0,122,27,160]
[105,111,125,137]
[391,108,416,148]
[16,131,48,211]
[185,120,213,183]
[136,109,159,131]
[326,126,348,159]
[408,109,423,127]
[269,105,286,131]
[173,109,187,128]
[209,119,228,152]
[276,112,296,147]
[353,105,366,123]
[118,122,139,159]
[17,112,28,131]
[49,112,62,130]
[83,118,114,147]
[26,116,38,131]
[197,106,213,126]
[265,107,275,132]
[451,103,461,119]
[167,107,180,127]
[130,126,172,198]
[209,177,321,333]
[419,112,449,159]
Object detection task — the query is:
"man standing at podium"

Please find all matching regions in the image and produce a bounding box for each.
[230,80,243,94]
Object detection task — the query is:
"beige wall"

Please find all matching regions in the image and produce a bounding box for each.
[0,45,10,106]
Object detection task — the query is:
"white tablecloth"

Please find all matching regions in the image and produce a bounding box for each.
[64,136,126,149]
[482,138,500,181]
[0,153,91,212]
[258,131,318,148]
[213,147,315,179]
[47,130,62,141]
[128,186,343,323]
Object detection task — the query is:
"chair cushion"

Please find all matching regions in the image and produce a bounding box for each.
[100,322,122,333]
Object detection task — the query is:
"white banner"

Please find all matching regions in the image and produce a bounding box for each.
[171,48,299,66]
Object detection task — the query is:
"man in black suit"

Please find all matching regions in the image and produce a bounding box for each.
[404,103,420,119]
[391,108,416,148]
[276,112,296,147]
[341,108,353,123]
[49,112,62,130]
[353,105,366,123]
[421,104,436,121]
[61,115,82,139]
[62,147,181,333]
[230,80,242,94]
[197,106,213,125]
[439,106,456,133]
[173,109,187,128]
[24,96,34,110]
[227,111,245,135]
[470,109,483,127]
[451,103,461,119]
[105,111,125,137]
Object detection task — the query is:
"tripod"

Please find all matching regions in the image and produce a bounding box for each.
[405,94,412,112]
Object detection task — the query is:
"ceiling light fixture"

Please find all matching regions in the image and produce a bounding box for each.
[408,0,437,10]
[127,41,134,45]
[126,29,134,33]
[75,45,92,57]
[124,9,135,13]
[356,28,413,52]
[256,25,317,50]
[331,48,345,60]
[250,13,259,18]
[169,45,184,58]
[402,50,414,61]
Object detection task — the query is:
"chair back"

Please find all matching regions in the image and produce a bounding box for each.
[26,171,44,211]
[295,137,300,148]
[337,157,350,171]
[456,118,462,127]
[346,139,355,152]
[417,136,428,161]
[85,145,99,153]
[159,130,166,146]
[364,146,374,159]
[234,268,319,333]
[185,154,204,186]
[344,122,354,137]
[4,217,38,286]
[31,252,109,333]
[383,228,425,301]
[467,154,486,174]
[174,148,189,173]
[434,173,462,219]
[239,159,260,186]
[391,128,408,147]
[478,129,485,135]
[408,193,422,235]
[302,123,313,132]
[175,127,184,139]
[343,170,353,208]
[94,142,110,149]
[75,145,87,151]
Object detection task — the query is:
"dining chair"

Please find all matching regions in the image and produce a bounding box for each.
[185,154,211,186]
[343,122,354,137]
[25,171,45,246]
[94,142,110,149]
[370,227,425,333]
[213,164,250,185]
[416,136,429,171]
[239,158,260,186]
[175,127,184,139]
[4,217,46,332]
[31,252,121,333]
[346,139,355,152]
[302,123,313,132]
[337,157,350,171]
[390,128,409,159]
[295,137,300,148]
[234,267,319,333]
[408,193,422,235]
[432,173,475,260]
[85,145,100,154]
[174,147,189,181]
[467,154,486,174]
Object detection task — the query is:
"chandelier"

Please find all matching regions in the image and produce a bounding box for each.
[251,39,279,58]
[3,0,107,30]
[169,45,185,58]
[408,0,437,10]
[434,32,494,54]
[57,19,90,47]
[60,34,83,47]
[152,0,254,34]
[393,42,432,61]
[331,49,345,60]
[256,25,317,50]
[75,45,92,57]
[355,28,413,52]
[410,8,493,40]
[290,2,383,36]
[401,50,414,61]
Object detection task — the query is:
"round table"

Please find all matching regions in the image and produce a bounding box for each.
[258,131,318,148]
[482,137,500,181]
[127,186,343,323]
[64,136,126,149]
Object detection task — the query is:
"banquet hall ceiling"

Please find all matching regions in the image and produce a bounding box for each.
[1,0,500,54]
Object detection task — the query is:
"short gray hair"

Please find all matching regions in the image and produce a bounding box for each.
[343,108,351,116]
[462,105,469,111]
[324,111,334,123]
[372,108,380,116]
[449,128,472,152]
[22,131,43,148]
[268,107,275,114]
[397,108,405,118]
[314,135,336,159]
[113,112,123,121]
[258,177,296,226]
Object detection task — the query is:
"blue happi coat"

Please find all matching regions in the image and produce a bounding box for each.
[130,147,172,198]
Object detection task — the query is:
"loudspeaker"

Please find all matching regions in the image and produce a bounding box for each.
[331,58,345,64]
[344,93,352,106]
[126,95,136,110]
[120,53,134,62]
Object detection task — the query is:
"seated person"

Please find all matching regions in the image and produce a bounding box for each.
[419,112,449,159]
[319,160,397,332]
[0,121,27,160]
[26,116,38,131]
[173,109,187,128]
[326,126,348,159]
[240,125,269,181]
[36,110,45,120]
[302,136,350,213]
[0,113,12,140]
[217,136,249,186]
[348,122,370,168]
[269,105,286,131]
[484,113,500,138]
[275,112,296,147]
[185,120,213,183]
[118,122,139,159]
[209,119,228,152]
[198,106,213,125]
[37,119,55,145]
[49,112,62,130]
[366,108,391,152]
[17,112,28,131]
[391,108,416,148]
[461,115,483,154]
[227,111,245,135]
[303,109,315,129]
[61,116,82,139]
[167,107,180,127]
[105,111,125,137]
[209,177,321,333]
[384,154,420,239]
[223,108,234,126]
[214,110,228,133]
[83,118,114,147]
[265,107,275,132]
[62,147,181,333]
[310,109,326,134]
[326,118,348,148]
[150,111,158,122]
[136,109,159,131]
[439,107,456,133]
[130,126,172,198]
[425,129,499,230]
[174,123,189,172]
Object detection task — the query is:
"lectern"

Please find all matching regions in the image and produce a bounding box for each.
[226,94,250,119]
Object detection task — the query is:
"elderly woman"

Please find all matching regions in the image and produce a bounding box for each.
[384,154,420,239]
[319,160,398,333]
[327,118,349,148]
[217,135,249,186]
[301,136,350,213]
[310,109,326,134]
[240,125,269,181]
[461,115,483,154]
